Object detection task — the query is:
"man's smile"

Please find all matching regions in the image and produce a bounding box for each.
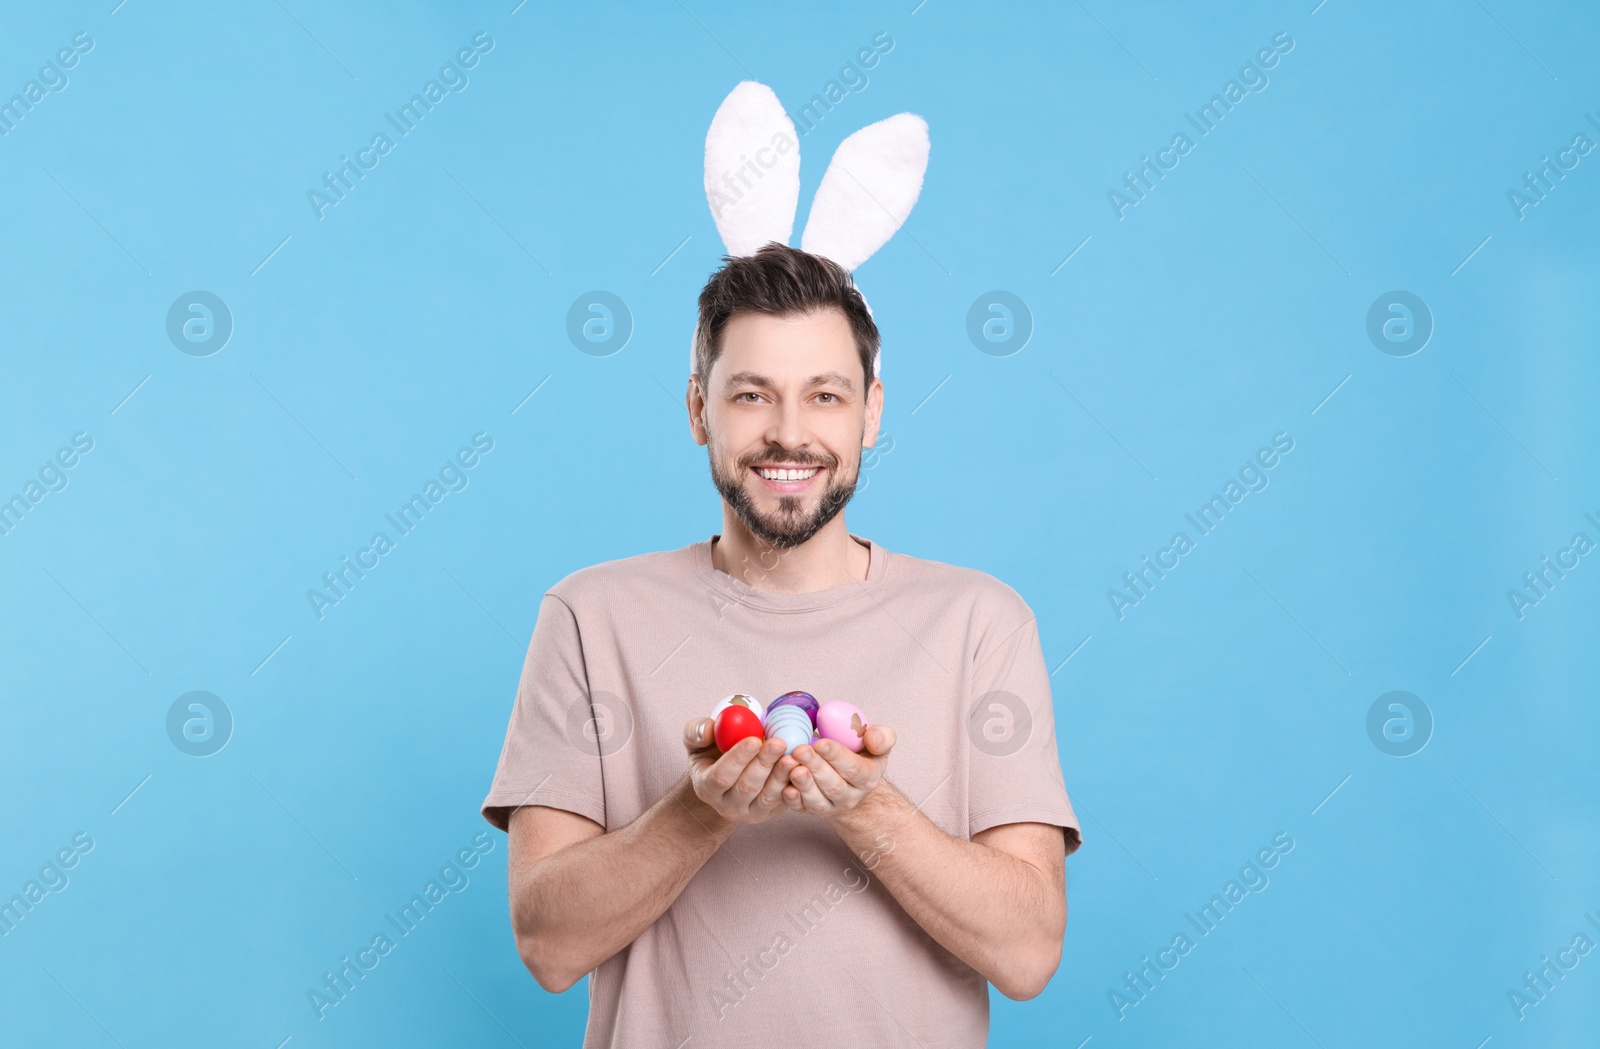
[751,464,822,493]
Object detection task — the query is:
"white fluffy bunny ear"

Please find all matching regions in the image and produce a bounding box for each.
[800,113,929,272]
[704,81,801,257]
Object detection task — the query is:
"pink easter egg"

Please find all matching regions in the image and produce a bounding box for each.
[815,700,869,752]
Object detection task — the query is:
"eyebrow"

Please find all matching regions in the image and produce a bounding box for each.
[722,370,856,395]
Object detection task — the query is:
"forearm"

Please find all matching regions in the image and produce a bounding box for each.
[513,775,734,990]
[829,781,1063,998]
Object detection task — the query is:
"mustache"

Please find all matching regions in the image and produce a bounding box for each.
[744,454,834,468]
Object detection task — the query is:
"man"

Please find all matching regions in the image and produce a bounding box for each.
[481,243,1083,1047]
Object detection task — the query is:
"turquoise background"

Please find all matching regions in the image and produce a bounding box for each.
[2,0,1597,1045]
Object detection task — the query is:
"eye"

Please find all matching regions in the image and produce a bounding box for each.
[736,392,762,403]
[816,393,838,404]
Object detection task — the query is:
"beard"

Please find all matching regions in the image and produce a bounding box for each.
[708,438,860,550]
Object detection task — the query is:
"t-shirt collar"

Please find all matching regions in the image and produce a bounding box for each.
[692,532,889,613]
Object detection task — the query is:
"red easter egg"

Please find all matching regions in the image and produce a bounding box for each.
[714,705,764,752]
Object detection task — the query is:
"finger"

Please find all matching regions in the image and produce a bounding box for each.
[808,740,868,787]
[684,717,716,753]
[787,762,832,813]
[756,756,797,808]
[773,756,803,809]
[862,724,895,755]
[708,736,763,794]
[685,720,725,780]
[769,754,798,788]
[731,737,787,804]
[795,744,853,803]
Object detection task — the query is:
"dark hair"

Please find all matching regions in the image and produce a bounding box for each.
[692,242,880,391]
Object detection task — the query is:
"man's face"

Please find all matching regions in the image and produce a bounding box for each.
[691,308,882,549]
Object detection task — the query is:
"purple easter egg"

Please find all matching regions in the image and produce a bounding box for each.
[769,691,819,726]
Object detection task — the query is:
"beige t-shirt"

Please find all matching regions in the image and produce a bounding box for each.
[481,533,1083,1048]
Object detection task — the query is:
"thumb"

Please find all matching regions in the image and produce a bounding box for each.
[684,717,714,751]
[864,723,895,755]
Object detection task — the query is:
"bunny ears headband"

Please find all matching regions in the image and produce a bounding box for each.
[698,81,931,379]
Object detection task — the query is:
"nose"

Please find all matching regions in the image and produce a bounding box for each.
[765,396,812,460]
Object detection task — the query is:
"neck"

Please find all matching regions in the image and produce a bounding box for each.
[711,515,869,594]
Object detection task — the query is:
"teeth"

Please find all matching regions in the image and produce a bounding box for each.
[758,467,818,481]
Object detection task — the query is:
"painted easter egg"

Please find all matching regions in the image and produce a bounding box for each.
[711,693,765,723]
[714,704,764,752]
[768,690,819,726]
[763,703,811,725]
[763,708,813,736]
[764,707,815,751]
[816,700,869,752]
[767,718,814,755]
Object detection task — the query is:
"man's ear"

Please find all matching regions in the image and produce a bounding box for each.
[861,377,884,449]
[687,377,710,446]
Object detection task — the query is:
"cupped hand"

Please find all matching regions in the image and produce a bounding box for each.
[684,717,801,825]
[783,723,895,820]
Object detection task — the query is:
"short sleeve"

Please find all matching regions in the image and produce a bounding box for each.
[965,614,1083,857]
[480,593,608,833]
